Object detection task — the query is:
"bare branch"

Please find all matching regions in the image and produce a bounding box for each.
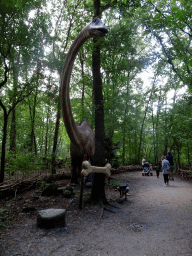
[100,0,117,14]
[0,44,12,89]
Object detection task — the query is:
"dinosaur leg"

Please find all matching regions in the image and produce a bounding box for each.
[71,155,78,184]
[77,155,83,178]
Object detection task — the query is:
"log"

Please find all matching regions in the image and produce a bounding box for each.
[0,173,71,199]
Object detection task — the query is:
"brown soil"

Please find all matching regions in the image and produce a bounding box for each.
[1,170,192,256]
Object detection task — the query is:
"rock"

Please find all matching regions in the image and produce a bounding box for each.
[41,183,58,197]
[63,190,72,198]
[61,185,75,198]
[37,208,66,228]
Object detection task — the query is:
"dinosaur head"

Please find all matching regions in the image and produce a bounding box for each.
[89,18,108,38]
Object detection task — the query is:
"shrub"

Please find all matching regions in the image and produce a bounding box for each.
[107,179,122,189]
[5,152,47,176]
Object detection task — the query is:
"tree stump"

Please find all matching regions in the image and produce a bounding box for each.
[37,208,66,228]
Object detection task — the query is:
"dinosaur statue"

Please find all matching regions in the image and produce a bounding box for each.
[60,18,108,183]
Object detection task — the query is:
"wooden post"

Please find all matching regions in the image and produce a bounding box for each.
[79,176,84,209]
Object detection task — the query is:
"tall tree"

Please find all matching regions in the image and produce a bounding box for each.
[139,0,192,89]
[0,0,50,182]
[90,0,141,201]
[90,0,106,202]
[45,0,88,174]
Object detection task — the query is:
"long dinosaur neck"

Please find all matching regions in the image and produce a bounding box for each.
[60,27,90,147]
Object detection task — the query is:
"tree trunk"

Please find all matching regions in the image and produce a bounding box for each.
[9,51,20,154]
[0,101,8,183]
[177,148,181,169]
[9,107,16,154]
[138,107,147,163]
[52,97,61,175]
[138,80,155,162]
[122,78,130,165]
[28,90,37,153]
[122,126,126,165]
[187,142,190,166]
[90,0,106,202]
[91,37,106,202]
[45,107,50,156]
[163,98,168,155]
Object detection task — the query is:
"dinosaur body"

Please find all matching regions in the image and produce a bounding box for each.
[60,18,108,183]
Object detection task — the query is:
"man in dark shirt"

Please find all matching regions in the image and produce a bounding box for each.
[166,151,174,181]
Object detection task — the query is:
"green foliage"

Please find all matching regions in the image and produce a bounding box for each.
[39,181,49,189]
[5,153,47,175]
[139,0,192,89]
[81,191,91,200]
[0,208,10,229]
[106,179,122,188]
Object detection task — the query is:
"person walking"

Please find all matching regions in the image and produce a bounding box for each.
[142,156,146,169]
[162,155,171,186]
[166,151,174,181]
[156,157,161,178]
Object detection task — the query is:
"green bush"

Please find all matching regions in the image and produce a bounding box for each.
[5,152,47,176]
[0,208,9,229]
[106,179,122,189]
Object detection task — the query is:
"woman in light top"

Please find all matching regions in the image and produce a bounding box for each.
[161,155,171,186]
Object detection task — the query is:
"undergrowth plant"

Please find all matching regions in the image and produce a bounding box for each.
[106,179,122,189]
[5,152,48,176]
[0,208,12,229]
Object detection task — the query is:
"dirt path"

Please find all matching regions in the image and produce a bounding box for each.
[1,170,192,256]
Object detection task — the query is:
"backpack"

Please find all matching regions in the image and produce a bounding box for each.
[163,160,171,174]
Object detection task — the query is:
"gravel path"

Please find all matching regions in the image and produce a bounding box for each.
[1,170,192,256]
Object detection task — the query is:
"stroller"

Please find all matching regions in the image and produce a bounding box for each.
[142,162,153,176]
